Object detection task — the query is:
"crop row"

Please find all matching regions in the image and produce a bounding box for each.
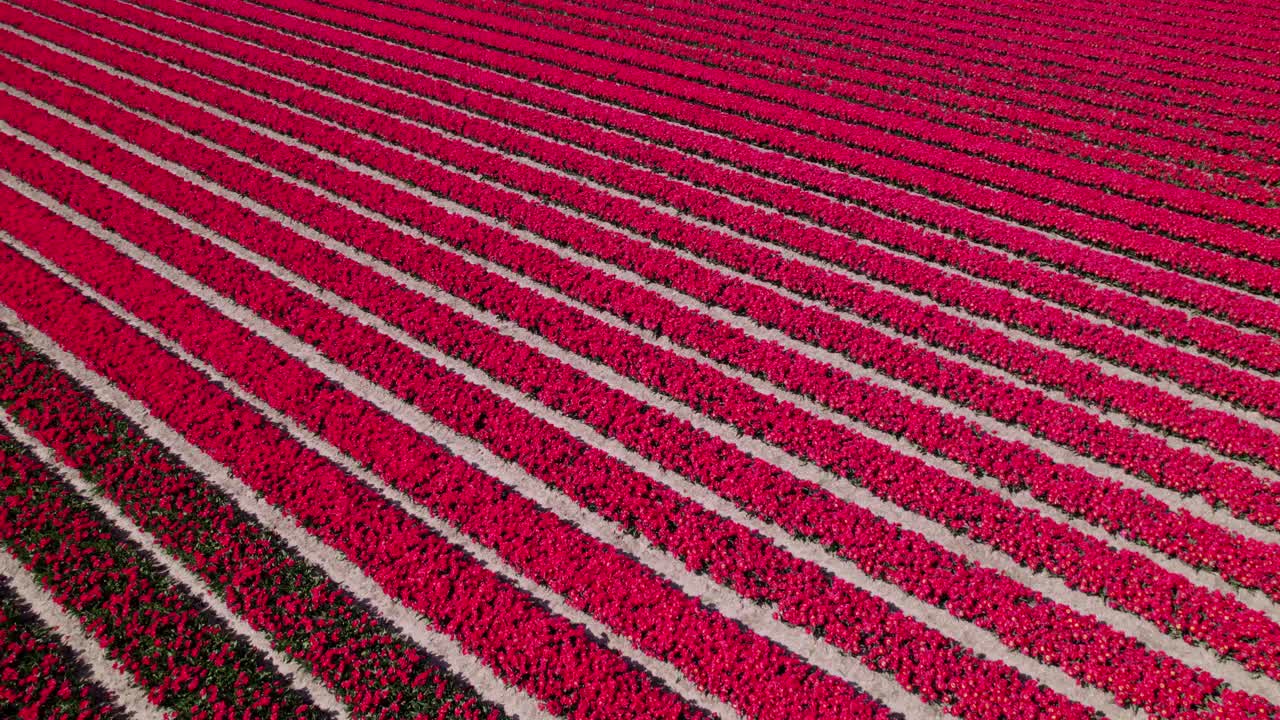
[0,225,719,719]
[506,0,1280,174]
[0,125,1108,720]
[9,21,1280,695]
[0,574,123,720]
[2,168,928,720]
[100,0,1280,462]
[269,0,1280,276]
[697,0,1280,111]
[2,43,1280,712]
[401,0,1280,234]
[15,3,1278,545]
[0,423,320,717]
[142,0,1280,382]
[153,0,1280,347]
[42,0,1280,593]
[15,0,1280,556]
[0,332,516,720]
[2,1,1276,719]
[441,0,1280,204]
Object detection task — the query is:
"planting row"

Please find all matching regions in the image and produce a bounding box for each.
[96,0,1280,466]
[705,0,1280,110]
[443,0,1280,204]
[15,0,1280,543]
[407,0,1280,233]
[0,337,516,720]
[0,128,1114,720]
[20,8,1280,539]
[275,0,1280,271]
[5,2,1277,719]
[5,55,1279,714]
[641,0,1280,170]
[9,32,1280,693]
[822,0,1280,73]
[0,575,123,720]
[67,0,1280,456]
[160,0,1280,347]
[127,0,1280,448]
[645,0,1280,90]
[2,150,985,720]
[150,0,1280,381]
[0,424,321,717]
[0,216,714,720]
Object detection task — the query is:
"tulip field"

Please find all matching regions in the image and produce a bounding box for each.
[2,0,1280,718]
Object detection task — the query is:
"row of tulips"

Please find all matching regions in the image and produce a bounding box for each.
[0,575,122,720]
[280,0,1280,275]
[0,137,966,720]
[23,7,1279,541]
[162,0,1280,378]
[614,0,1280,171]
[139,0,1280,454]
[420,0,1280,234]
[0,125,1109,720]
[0,214,710,720]
[96,0,1280,465]
[847,0,1280,78]
[444,0,1280,205]
[6,57,1277,714]
[12,0,1280,538]
[641,0,1280,173]
[10,36,1280,691]
[18,98,1234,720]
[4,2,1275,719]
[90,0,1280,420]
[716,0,1280,116]
[930,0,1280,50]
[0,425,320,717]
[180,0,1280,345]
[7,122,1259,720]
[0,332,512,720]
